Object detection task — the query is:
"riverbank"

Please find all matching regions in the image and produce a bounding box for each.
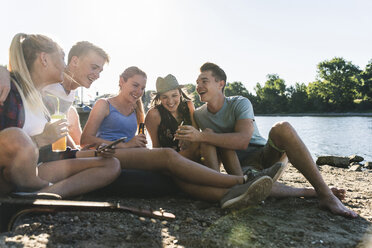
[1,163,371,247]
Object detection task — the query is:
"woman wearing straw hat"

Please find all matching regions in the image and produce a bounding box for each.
[145,74,243,176]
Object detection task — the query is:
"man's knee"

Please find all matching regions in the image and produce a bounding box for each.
[200,129,216,150]
[0,128,34,151]
[1,128,38,164]
[270,121,295,139]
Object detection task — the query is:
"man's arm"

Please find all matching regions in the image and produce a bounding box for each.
[67,106,82,147]
[0,66,10,106]
[175,118,254,150]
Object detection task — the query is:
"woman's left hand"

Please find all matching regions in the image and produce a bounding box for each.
[174,125,202,142]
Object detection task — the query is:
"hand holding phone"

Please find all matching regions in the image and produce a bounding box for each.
[97,137,127,152]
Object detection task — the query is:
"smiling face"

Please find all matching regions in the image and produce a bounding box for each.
[120,74,147,104]
[68,50,106,89]
[196,70,224,102]
[159,88,181,114]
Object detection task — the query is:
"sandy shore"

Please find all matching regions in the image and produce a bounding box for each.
[0,164,371,247]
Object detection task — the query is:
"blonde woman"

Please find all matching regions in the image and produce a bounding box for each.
[0,33,120,198]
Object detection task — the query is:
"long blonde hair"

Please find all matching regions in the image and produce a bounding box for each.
[8,33,61,117]
[120,66,146,126]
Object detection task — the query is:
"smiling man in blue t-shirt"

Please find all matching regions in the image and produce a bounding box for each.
[175,62,357,218]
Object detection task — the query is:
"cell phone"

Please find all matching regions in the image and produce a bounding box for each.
[97,137,127,152]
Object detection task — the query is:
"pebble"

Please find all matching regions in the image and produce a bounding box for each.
[187,217,194,222]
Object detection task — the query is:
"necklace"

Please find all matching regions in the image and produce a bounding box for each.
[63,72,83,87]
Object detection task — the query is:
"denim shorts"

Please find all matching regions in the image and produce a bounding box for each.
[237,139,285,170]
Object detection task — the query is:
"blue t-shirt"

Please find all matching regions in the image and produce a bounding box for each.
[194,96,266,146]
[97,101,137,142]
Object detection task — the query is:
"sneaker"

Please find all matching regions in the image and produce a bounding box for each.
[220,176,273,209]
[244,162,286,183]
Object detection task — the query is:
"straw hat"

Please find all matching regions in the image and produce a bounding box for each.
[155,74,183,94]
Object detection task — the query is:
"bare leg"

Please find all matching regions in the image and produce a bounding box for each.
[178,140,199,160]
[110,147,244,188]
[37,157,120,198]
[0,128,49,192]
[270,182,346,200]
[219,148,243,176]
[174,178,228,202]
[178,140,223,174]
[268,121,357,218]
[199,142,220,171]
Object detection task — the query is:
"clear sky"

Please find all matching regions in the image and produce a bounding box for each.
[1,0,371,100]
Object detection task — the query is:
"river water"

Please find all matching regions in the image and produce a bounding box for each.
[255,116,372,162]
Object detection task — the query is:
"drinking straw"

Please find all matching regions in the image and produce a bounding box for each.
[46,93,60,114]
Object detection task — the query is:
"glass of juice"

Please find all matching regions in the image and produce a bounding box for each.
[51,113,67,152]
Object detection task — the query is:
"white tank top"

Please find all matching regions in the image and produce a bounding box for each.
[14,83,48,136]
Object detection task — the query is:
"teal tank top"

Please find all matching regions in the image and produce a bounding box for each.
[97,101,137,141]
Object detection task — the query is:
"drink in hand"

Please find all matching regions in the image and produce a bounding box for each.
[51,113,67,152]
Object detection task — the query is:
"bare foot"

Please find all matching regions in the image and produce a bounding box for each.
[318,193,358,218]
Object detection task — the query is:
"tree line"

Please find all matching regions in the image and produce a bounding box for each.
[143,57,371,114]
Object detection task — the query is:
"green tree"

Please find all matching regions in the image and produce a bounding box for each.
[142,90,155,113]
[254,74,288,113]
[287,83,309,113]
[317,57,361,110]
[224,81,258,109]
[225,82,249,97]
[356,59,372,111]
[184,83,202,109]
[360,59,372,99]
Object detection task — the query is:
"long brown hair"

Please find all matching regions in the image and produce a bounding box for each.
[120,66,147,126]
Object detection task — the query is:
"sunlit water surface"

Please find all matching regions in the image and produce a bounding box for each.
[146,116,372,162]
[255,116,372,162]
